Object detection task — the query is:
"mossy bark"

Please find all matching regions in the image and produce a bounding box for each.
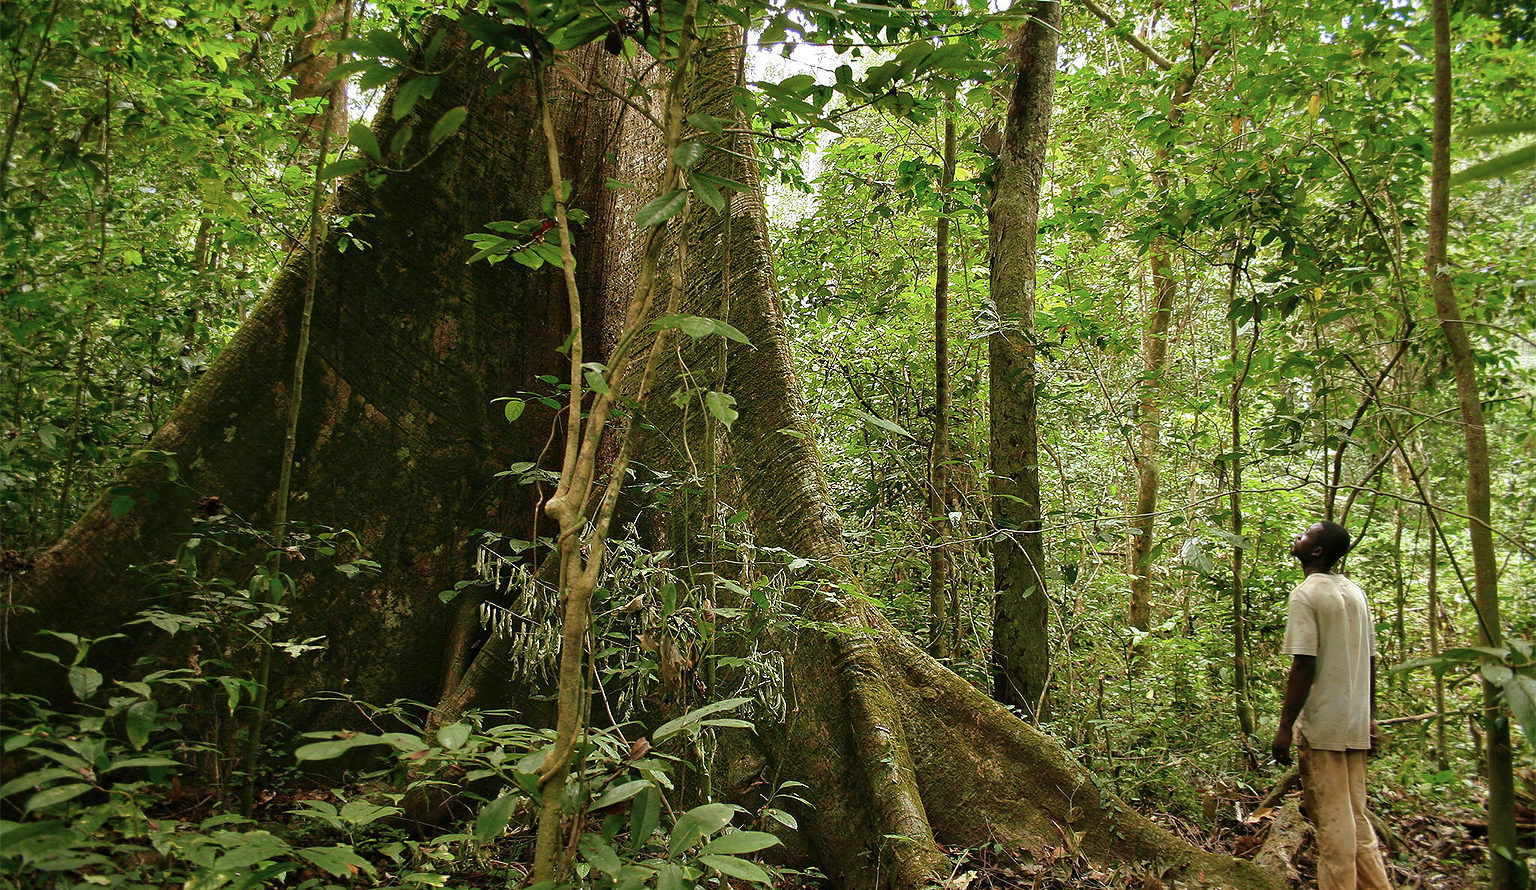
[2,28,631,713]
[988,2,1059,717]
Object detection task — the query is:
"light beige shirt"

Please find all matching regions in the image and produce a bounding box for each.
[1281,572,1376,751]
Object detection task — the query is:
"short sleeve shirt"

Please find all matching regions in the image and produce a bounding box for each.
[1281,573,1376,751]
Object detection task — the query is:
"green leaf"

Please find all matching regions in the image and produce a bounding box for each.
[578,832,622,876]
[104,755,178,771]
[650,314,750,345]
[0,768,78,798]
[25,783,92,813]
[699,830,781,855]
[690,174,725,212]
[323,158,371,179]
[1504,674,1536,749]
[68,666,102,700]
[667,802,738,856]
[673,141,706,169]
[437,722,471,750]
[686,113,726,135]
[475,792,519,840]
[502,398,525,423]
[705,391,738,430]
[656,862,686,890]
[699,854,773,884]
[126,699,156,750]
[1452,141,1536,184]
[634,189,688,228]
[294,733,386,761]
[349,122,380,160]
[654,697,752,742]
[393,75,440,121]
[852,409,916,441]
[629,786,660,849]
[429,107,468,146]
[299,844,376,877]
[109,495,136,517]
[591,779,650,810]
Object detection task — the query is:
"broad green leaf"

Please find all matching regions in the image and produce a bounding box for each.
[591,779,650,810]
[475,792,518,840]
[656,862,687,890]
[699,830,781,855]
[109,495,136,517]
[394,75,440,121]
[1452,141,1536,184]
[634,189,688,228]
[25,783,92,813]
[673,141,706,169]
[685,113,726,135]
[323,158,371,179]
[0,768,77,798]
[699,854,773,884]
[299,844,376,877]
[294,733,385,761]
[126,699,156,750]
[705,391,738,429]
[68,666,102,700]
[349,122,380,160]
[578,832,622,876]
[853,409,916,441]
[429,107,468,146]
[653,697,752,742]
[1503,674,1536,748]
[502,398,525,423]
[438,722,471,750]
[690,174,724,212]
[629,786,660,849]
[667,802,738,856]
[102,759,178,771]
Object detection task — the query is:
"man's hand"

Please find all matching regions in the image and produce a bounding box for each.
[1368,719,1382,757]
[1272,725,1293,766]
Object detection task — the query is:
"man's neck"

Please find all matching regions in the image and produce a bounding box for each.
[1301,563,1337,578]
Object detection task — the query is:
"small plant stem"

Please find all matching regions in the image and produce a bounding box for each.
[241,0,350,816]
[533,0,698,874]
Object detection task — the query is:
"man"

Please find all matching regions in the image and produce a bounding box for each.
[1272,520,1393,890]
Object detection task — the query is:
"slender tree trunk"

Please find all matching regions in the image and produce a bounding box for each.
[988,1,1062,718]
[1127,236,1174,633]
[1227,269,1257,741]
[1427,3,1520,885]
[928,108,956,659]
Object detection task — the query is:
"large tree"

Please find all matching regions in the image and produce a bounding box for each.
[3,19,1280,890]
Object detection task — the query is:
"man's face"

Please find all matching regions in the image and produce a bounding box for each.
[1290,523,1324,561]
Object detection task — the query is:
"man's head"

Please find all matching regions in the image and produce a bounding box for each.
[1290,520,1352,570]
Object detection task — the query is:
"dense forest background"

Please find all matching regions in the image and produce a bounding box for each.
[2,0,1534,887]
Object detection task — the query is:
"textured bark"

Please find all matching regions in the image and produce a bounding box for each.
[988,2,1060,717]
[1426,3,1520,885]
[617,26,1279,890]
[1,27,631,712]
[928,108,957,659]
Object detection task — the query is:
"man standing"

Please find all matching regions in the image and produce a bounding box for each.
[1272,520,1393,890]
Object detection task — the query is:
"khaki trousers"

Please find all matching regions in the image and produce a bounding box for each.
[1298,735,1393,890]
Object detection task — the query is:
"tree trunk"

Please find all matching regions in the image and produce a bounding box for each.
[1,26,634,713]
[1427,2,1521,885]
[5,23,1284,890]
[988,1,1060,718]
[928,108,957,659]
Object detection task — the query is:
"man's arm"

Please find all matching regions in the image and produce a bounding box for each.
[1271,654,1317,766]
[1369,655,1380,753]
